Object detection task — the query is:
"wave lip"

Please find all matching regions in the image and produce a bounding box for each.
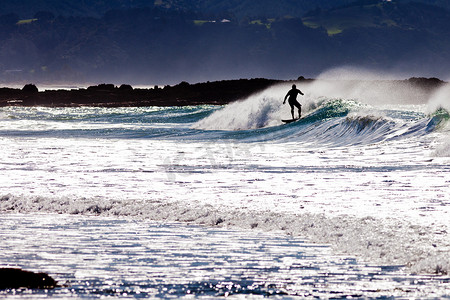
[190,88,442,146]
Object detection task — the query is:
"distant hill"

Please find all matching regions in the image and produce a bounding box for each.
[156,0,356,19]
[1,0,450,84]
[2,0,450,20]
[0,0,150,18]
[0,0,363,19]
[303,0,450,35]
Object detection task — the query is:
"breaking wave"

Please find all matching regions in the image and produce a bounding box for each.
[193,95,447,146]
[1,85,448,147]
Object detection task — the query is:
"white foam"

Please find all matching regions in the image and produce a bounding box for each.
[193,84,316,130]
[1,193,449,275]
[433,134,450,157]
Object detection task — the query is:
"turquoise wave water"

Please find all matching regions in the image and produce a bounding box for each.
[0,99,447,146]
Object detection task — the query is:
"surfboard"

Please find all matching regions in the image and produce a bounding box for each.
[281,118,299,124]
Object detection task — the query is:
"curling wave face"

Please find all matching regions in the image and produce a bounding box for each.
[0,95,447,145]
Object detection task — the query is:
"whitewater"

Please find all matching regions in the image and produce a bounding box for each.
[0,75,449,298]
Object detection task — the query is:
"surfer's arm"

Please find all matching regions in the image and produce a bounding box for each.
[283,93,289,104]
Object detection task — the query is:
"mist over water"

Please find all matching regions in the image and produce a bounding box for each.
[193,85,291,130]
[429,84,450,112]
[310,67,442,106]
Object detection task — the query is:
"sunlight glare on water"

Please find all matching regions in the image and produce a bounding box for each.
[1,214,449,299]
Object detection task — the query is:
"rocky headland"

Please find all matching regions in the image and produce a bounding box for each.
[0,77,445,107]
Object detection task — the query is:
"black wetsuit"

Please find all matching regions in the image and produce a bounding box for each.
[284,87,303,119]
[286,88,302,109]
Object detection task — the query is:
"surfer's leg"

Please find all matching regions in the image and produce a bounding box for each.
[290,106,295,119]
[293,101,301,118]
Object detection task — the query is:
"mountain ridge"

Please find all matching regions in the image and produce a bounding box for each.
[4,0,450,19]
[0,0,356,19]
[1,0,450,84]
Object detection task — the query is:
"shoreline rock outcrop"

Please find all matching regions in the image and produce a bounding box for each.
[0,78,283,107]
[0,77,445,108]
[0,268,58,289]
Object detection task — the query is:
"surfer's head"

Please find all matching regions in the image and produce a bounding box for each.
[292,84,296,89]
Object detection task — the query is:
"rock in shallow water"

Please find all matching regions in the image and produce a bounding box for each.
[0,268,58,289]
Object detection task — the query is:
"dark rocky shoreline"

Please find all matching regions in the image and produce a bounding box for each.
[0,78,284,107]
[0,77,445,107]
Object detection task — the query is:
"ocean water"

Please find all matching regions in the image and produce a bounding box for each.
[0,79,449,298]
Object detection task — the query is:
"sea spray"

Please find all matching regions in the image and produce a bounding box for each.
[428,83,450,113]
[193,83,317,130]
[427,86,450,156]
[313,67,437,105]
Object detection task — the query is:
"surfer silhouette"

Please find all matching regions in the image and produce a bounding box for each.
[283,84,304,119]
